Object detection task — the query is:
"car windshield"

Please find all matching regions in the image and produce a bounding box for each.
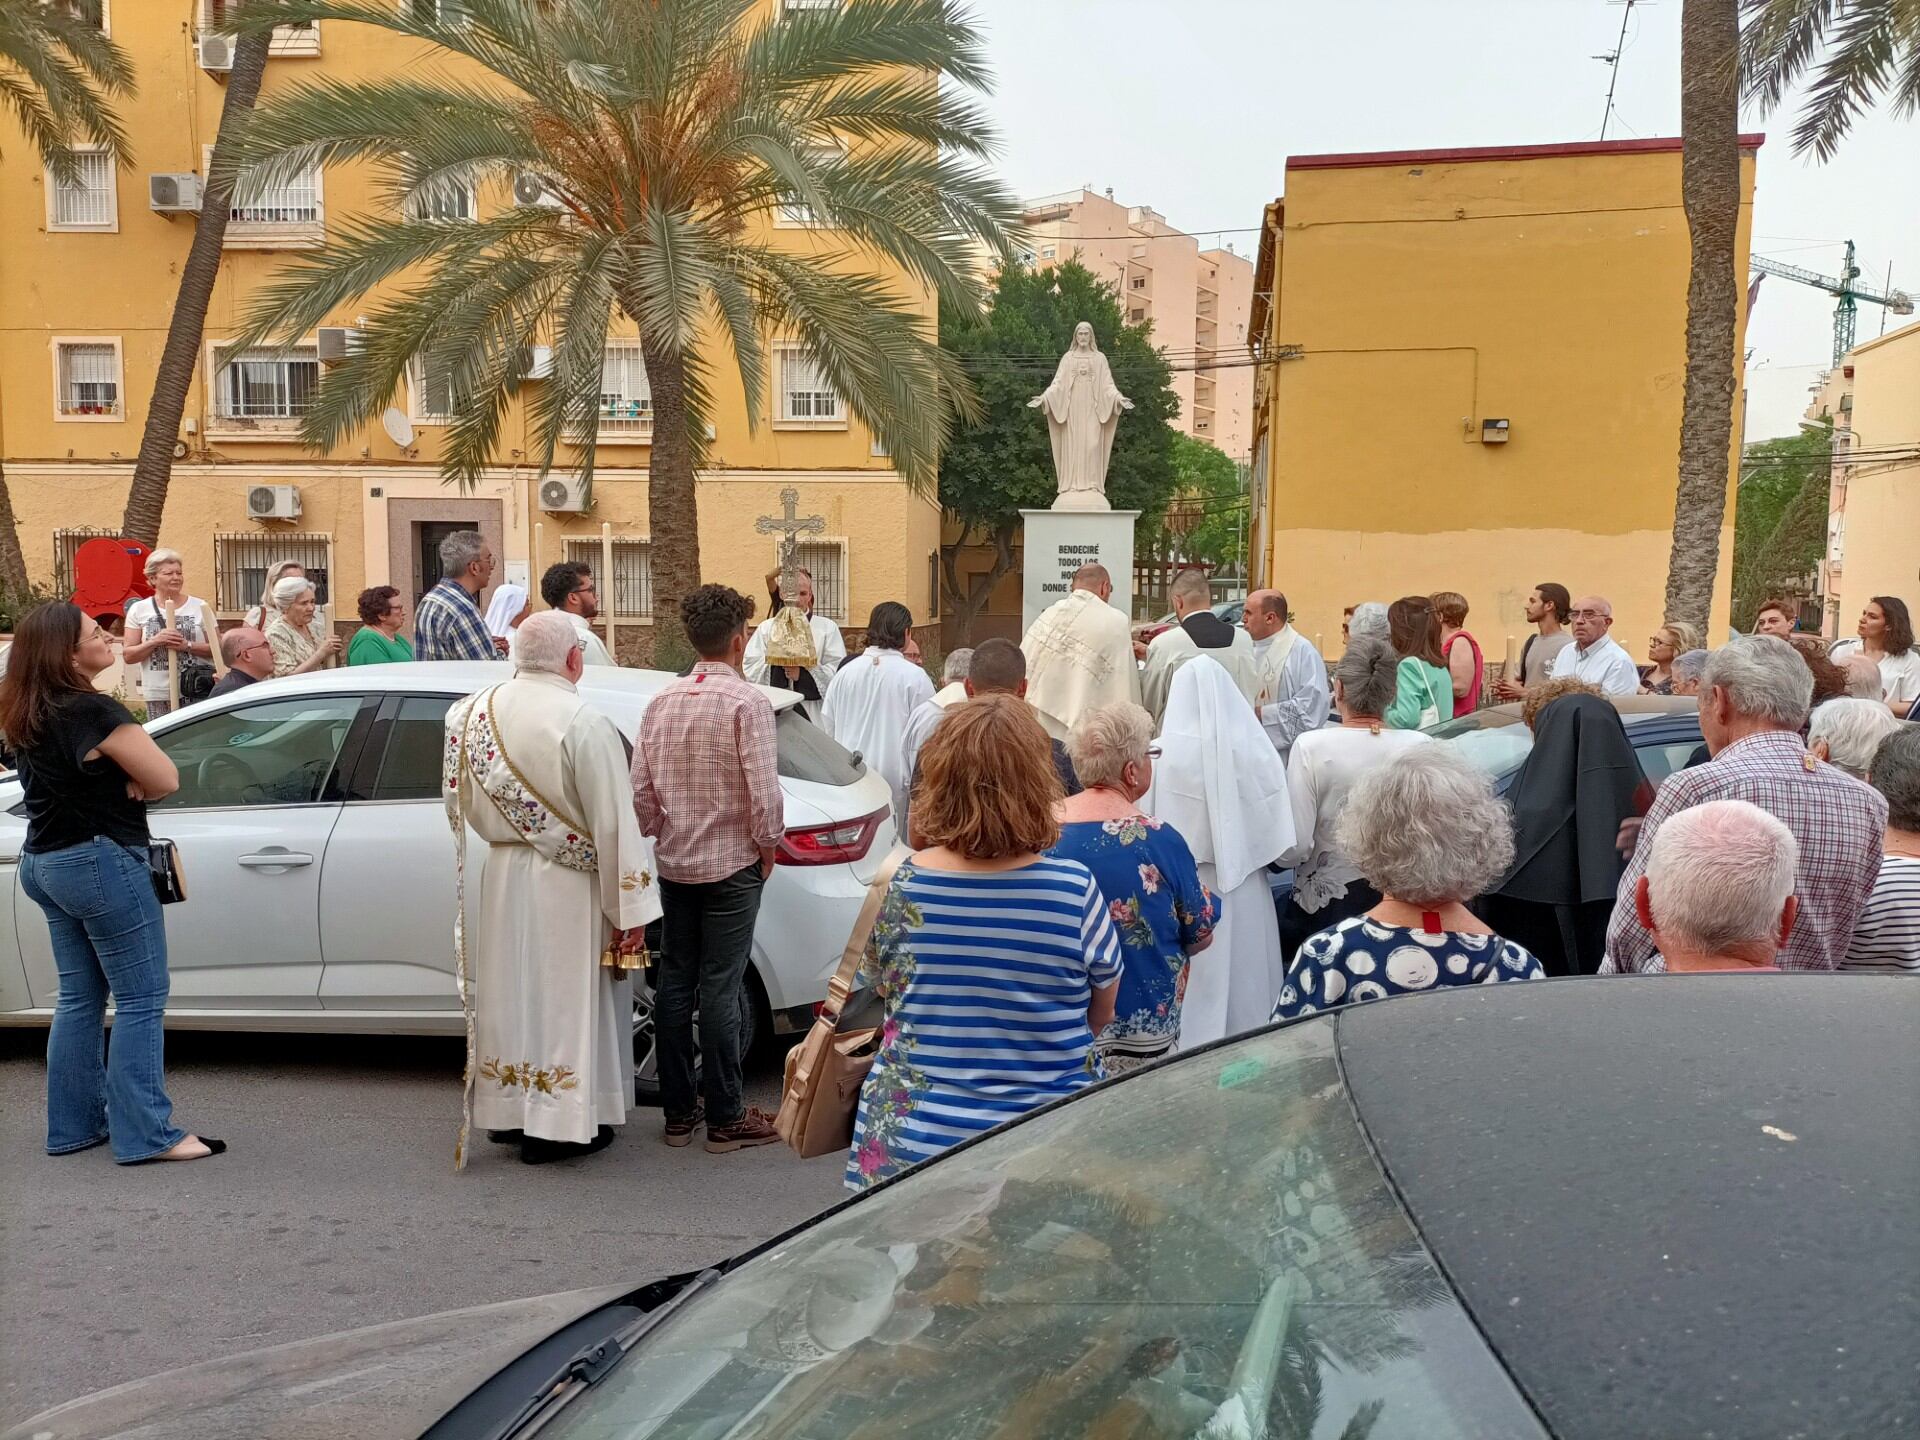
[549,1024,1544,1439]
[775,706,865,786]
[1427,710,1536,779]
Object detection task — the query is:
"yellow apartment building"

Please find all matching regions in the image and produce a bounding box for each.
[0,2,940,652]
[1816,319,1920,636]
[1248,136,1763,660]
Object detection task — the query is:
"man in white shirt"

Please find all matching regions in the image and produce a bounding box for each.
[539,561,617,667]
[743,566,845,715]
[1548,594,1641,696]
[1243,588,1329,762]
[900,647,972,784]
[1141,568,1261,727]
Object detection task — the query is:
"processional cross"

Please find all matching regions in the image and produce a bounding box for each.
[755,487,826,594]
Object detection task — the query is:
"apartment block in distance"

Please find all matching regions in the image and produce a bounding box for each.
[0,1,940,651]
[1248,136,1763,657]
[1022,187,1255,462]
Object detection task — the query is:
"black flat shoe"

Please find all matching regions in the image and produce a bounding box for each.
[486,1129,525,1145]
[520,1126,615,1166]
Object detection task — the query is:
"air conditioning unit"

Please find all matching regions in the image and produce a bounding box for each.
[538,476,590,513]
[316,327,364,365]
[246,484,303,521]
[149,173,203,214]
[197,33,234,73]
[512,172,563,209]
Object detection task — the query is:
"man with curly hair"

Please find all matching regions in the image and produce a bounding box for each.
[631,585,785,1154]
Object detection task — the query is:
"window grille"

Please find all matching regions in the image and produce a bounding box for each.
[406,0,466,19]
[597,345,652,436]
[215,347,318,420]
[50,150,114,227]
[411,355,456,419]
[231,165,320,225]
[788,540,847,622]
[778,351,840,422]
[56,343,120,416]
[213,532,331,614]
[407,179,474,221]
[53,527,119,597]
[564,537,653,618]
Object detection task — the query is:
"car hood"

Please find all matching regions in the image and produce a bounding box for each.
[1,1284,632,1440]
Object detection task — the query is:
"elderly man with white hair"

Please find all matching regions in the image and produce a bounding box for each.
[1634,801,1798,971]
[444,611,661,1167]
[1547,595,1641,695]
[1669,648,1710,697]
[1808,697,1903,780]
[1840,653,1888,701]
[899,646,973,784]
[1844,727,1920,972]
[1604,636,1888,973]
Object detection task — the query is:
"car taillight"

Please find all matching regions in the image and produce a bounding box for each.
[777,807,885,866]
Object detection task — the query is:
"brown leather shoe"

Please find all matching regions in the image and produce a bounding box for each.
[663,1102,705,1148]
[704,1106,779,1154]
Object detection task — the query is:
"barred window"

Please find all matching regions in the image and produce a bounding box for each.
[231,164,320,225]
[777,349,841,423]
[53,527,119,598]
[564,537,653,618]
[56,342,121,417]
[786,539,847,623]
[213,532,331,614]
[48,148,115,229]
[214,347,318,421]
[597,345,652,438]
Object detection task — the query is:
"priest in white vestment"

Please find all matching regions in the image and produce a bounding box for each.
[1243,588,1331,762]
[820,601,934,830]
[1143,657,1295,1048]
[1021,565,1140,742]
[444,612,661,1167]
[743,567,845,717]
[1142,570,1262,729]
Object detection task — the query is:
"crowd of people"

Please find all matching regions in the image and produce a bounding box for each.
[5,537,1914,1187]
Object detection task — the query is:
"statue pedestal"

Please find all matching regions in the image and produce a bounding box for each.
[1021,508,1139,635]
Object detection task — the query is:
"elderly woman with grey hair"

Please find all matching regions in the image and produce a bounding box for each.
[1274,635,1431,960]
[1274,746,1544,1019]
[263,576,344,677]
[1808,697,1903,780]
[1048,701,1216,1070]
[1843,726,1920,972]
[1346,601,1390,645]
[1668,648,1711,697]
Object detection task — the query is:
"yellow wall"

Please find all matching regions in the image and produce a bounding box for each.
[1830,321,1920,632]
[1252,140,1758,657]
[0,1,935,636]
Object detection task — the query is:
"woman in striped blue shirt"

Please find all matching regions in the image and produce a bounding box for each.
[848,695,1122,1191]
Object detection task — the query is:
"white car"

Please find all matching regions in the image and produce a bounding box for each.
[0,662,896,1100]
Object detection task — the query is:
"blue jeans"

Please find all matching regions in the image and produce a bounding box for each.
[20,837,186,1163]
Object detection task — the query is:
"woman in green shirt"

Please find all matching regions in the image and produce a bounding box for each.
[348,586,415,665]
[1384,595,1452,730]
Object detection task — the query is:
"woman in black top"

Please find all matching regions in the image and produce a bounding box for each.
[0,603,223,1163]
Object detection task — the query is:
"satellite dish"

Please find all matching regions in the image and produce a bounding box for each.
[382,407,415,448]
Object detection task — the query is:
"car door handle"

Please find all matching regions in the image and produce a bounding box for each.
[237,850,315,868]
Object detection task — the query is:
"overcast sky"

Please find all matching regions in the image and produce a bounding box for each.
[965,0,1919,442]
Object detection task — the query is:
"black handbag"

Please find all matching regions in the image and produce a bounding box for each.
[147,840,187,905]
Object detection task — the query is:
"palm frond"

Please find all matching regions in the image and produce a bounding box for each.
[0,0,135,172]
[1739,0,1920,159]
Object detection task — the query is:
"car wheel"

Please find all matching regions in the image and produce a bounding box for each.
[632,970,763,1108]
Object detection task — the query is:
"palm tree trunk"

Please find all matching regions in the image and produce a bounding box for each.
[1663,0,1743,638]
[639,337,701,669]
[120,25,273,544]
[0,462,33,596]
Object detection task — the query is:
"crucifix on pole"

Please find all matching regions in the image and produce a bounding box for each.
[755,487,826,599]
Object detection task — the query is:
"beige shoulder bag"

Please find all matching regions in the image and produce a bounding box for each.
[776,850,906,1159]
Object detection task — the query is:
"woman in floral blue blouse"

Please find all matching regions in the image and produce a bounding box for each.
[1050,702,1216,1071]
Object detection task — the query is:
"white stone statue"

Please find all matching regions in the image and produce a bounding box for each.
[1028,321,1133,512]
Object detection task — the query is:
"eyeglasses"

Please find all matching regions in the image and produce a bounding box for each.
[1570,609,1608,620]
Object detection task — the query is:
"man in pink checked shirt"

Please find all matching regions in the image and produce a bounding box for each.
[632,585,786,1155]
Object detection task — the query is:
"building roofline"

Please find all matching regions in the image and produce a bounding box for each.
[1287,134,1766,172]
[1845,315,1920,359]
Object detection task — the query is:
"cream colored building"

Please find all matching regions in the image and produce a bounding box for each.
[0,2,939,654]
[1021,188,1254,461]
[1813,319,1920,637]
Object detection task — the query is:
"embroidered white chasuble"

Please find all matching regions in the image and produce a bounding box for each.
[444,671,661,1164]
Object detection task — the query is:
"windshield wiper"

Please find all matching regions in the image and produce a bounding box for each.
[499,1267,724,1439]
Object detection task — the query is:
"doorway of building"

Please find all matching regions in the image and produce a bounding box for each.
[414,522,468,605]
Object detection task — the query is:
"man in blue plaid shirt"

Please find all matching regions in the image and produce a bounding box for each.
[414,530,503,662]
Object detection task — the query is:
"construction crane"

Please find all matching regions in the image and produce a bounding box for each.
[1750,240,1913,367]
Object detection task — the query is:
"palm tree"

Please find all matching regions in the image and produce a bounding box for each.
[1664,0,1743,640]
[0,0,135,594]
[121,19,274,544]
[218,0,1020,659]
[1741,0,1920,160]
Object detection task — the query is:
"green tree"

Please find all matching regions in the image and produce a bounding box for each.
[217,0,1018,660]
[1741,0,1920,160]
[938,260,1178,640]
[1156,433,1245,572]
[1664,0,1743,640]
[1730,419,1832,629]
[0,0,136,595]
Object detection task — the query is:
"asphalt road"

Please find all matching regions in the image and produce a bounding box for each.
[0,1026,847,1430]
